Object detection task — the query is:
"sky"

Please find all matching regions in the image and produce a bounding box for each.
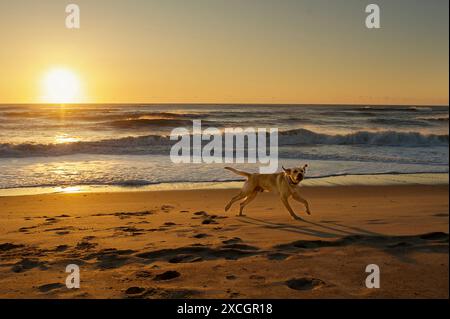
[0,0,448,105]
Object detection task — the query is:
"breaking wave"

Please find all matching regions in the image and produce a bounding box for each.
[0,128,447,158]
[278,129,448,146]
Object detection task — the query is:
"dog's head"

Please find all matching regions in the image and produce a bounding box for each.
[282,164,308,185]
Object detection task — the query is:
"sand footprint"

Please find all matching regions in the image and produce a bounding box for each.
[286,278,326,291]
[153,270,181,281]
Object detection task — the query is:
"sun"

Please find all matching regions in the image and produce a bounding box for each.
[41,68,83,103]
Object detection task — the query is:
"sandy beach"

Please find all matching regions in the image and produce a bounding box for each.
[0,0,448,305]
[0,184,448,299]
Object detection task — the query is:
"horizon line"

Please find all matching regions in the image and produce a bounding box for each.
[0,102,448,107]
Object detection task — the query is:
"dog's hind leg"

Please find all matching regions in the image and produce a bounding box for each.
[280,195,302,220]
[225,181,254,212]
[292,192,311,215]
[238,191,258,216]
[225,191,248,212]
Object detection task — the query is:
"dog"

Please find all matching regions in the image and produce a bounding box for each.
[224,164,311,220]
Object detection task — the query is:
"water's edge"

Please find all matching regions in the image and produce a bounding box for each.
[0,172,447,197]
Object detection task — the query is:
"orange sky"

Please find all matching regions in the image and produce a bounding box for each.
[0,0,448,105]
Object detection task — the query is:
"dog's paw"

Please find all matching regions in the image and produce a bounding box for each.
[306,210,311,215]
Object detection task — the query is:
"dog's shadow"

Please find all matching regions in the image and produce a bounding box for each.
[238,216,381,239]
[236,216,449,265]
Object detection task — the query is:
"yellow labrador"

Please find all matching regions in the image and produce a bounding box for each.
[224,165,310,220]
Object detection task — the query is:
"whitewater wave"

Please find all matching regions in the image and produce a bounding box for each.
[416,116,449,122]
[278,129,448,146]
[368,118,433,126]
[0,135,173,157]
[0,109,209,122]
[106,118,194,129]
[0,128,447,158]
[357,106,435,112]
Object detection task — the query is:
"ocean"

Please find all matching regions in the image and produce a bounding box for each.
[0,104,448,194]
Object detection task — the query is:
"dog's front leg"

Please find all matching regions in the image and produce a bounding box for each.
[280,195,302,220]
[292,191,311,215]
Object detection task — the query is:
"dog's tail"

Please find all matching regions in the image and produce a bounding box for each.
[224,167,251,178]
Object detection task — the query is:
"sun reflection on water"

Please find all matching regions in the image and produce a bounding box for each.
[55,134,80,144]
[57,186,82,193]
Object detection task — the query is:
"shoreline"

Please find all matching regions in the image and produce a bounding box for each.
[0,172,448,197]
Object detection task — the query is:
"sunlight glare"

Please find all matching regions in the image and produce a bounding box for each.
[54,134,80,144]
[41,68,83,103]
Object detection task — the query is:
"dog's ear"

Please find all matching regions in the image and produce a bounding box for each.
[282,166,291,174]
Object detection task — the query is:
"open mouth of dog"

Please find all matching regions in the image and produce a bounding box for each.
[289,176,302,185]
[288,173,304,185]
